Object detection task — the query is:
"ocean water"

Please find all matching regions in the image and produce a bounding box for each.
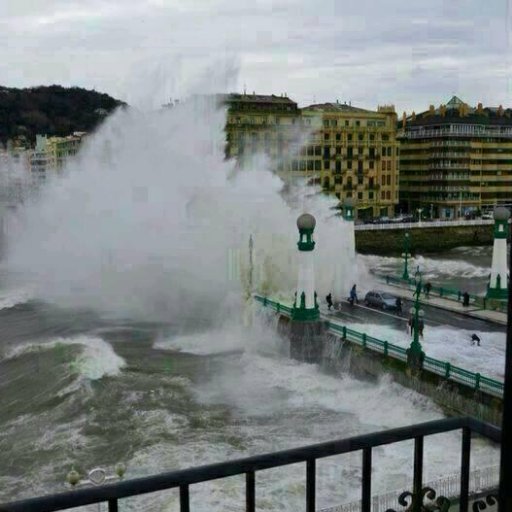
[0,84,502,509]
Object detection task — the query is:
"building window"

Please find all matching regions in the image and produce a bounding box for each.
[331,120,337,127]
[300,160,306,171]
[358,134,363,142]
[369,192,374,199]
[315,146,322,156]
[315,160,321,170]
[370,134,375,141]
[345,120,350,127]
[348,134,353,141]
[387,175,391,185]
[348,161,352,169]
[382,134,389,141]
[323,120,329,127]
[370,161,374,169]
[358,191,363,199]
[356,120,360,127]
[357,175,363,185]
[292,161,299,171]
[324,160,330,170]
[335,161,342,172]
[324,133,330,140]
[307,160,314,171]
[336,133,341,141]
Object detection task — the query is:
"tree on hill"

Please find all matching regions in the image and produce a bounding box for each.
[0,85,126,146]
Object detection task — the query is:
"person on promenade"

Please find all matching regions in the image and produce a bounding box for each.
[326,293,333,311]
[462,291,470,307]
[471,333,481,346]
[418,319,424,338]
[349,284,358,305]
[395,297,403,315]
[424,282,432,298]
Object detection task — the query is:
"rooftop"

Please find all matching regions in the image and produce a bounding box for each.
[301,102,373,114]
[400,96,512,128]
[220,93,297,105]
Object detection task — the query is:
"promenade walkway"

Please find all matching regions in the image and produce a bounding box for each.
[254,295,504,398]
[375,277,507,326]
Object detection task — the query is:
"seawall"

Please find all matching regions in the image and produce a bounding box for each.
[355,224,494,255]
[275,314,502,426]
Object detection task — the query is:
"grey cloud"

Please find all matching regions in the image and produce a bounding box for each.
[0,0,510,114]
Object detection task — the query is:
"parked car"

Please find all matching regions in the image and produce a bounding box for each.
[364,290,399,311]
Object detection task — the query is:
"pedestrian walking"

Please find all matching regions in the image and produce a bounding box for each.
[463,291,470,307]
[326,293,333,311]
[349,284,359,305]
[408,315,414,335]
[424,282,432,298]
[395,297,402,315]
[418,319,424,338]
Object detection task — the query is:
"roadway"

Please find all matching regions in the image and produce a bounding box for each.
[326,296,505,334]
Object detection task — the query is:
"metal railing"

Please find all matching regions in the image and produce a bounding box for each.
[0,417,501,512]
[320,464,499,512]
[254,296,504,397]
[354,219,494,231]
[400,126,512,139]
[381,274,508,314]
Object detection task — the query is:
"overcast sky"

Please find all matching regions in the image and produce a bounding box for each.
[1,0,511,113]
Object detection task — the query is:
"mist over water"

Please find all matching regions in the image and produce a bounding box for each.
[5,92,355,326]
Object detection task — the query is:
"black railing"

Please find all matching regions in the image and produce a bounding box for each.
[0,417,500,512]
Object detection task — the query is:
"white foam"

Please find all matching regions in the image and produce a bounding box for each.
[0,286,34,309]
[5,335,126,380]
[345,321,505,380]
[360,253,490,281]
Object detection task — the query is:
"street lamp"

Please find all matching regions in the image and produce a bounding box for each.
[402,232,410,280]
[407,278,425,370]
[67,464,126,512]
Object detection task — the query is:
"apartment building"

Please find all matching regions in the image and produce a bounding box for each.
[291,102,399,219]
[398,96,512,219]
[222,93,301,166]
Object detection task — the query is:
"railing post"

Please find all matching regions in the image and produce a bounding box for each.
[445,362,451,379]
[413,436,424,512]
[263,297,267,306]
[460,427,471,512]
[276,303,280,313]
[180,485,190,512]
[362,333,367,348]
[246,471,255,512]
[361,448,372,512]
[306,459,316,512]
[383,341,388,356]
[342,326,347,340]
[475,373,481,391]
[108,499,118,512]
